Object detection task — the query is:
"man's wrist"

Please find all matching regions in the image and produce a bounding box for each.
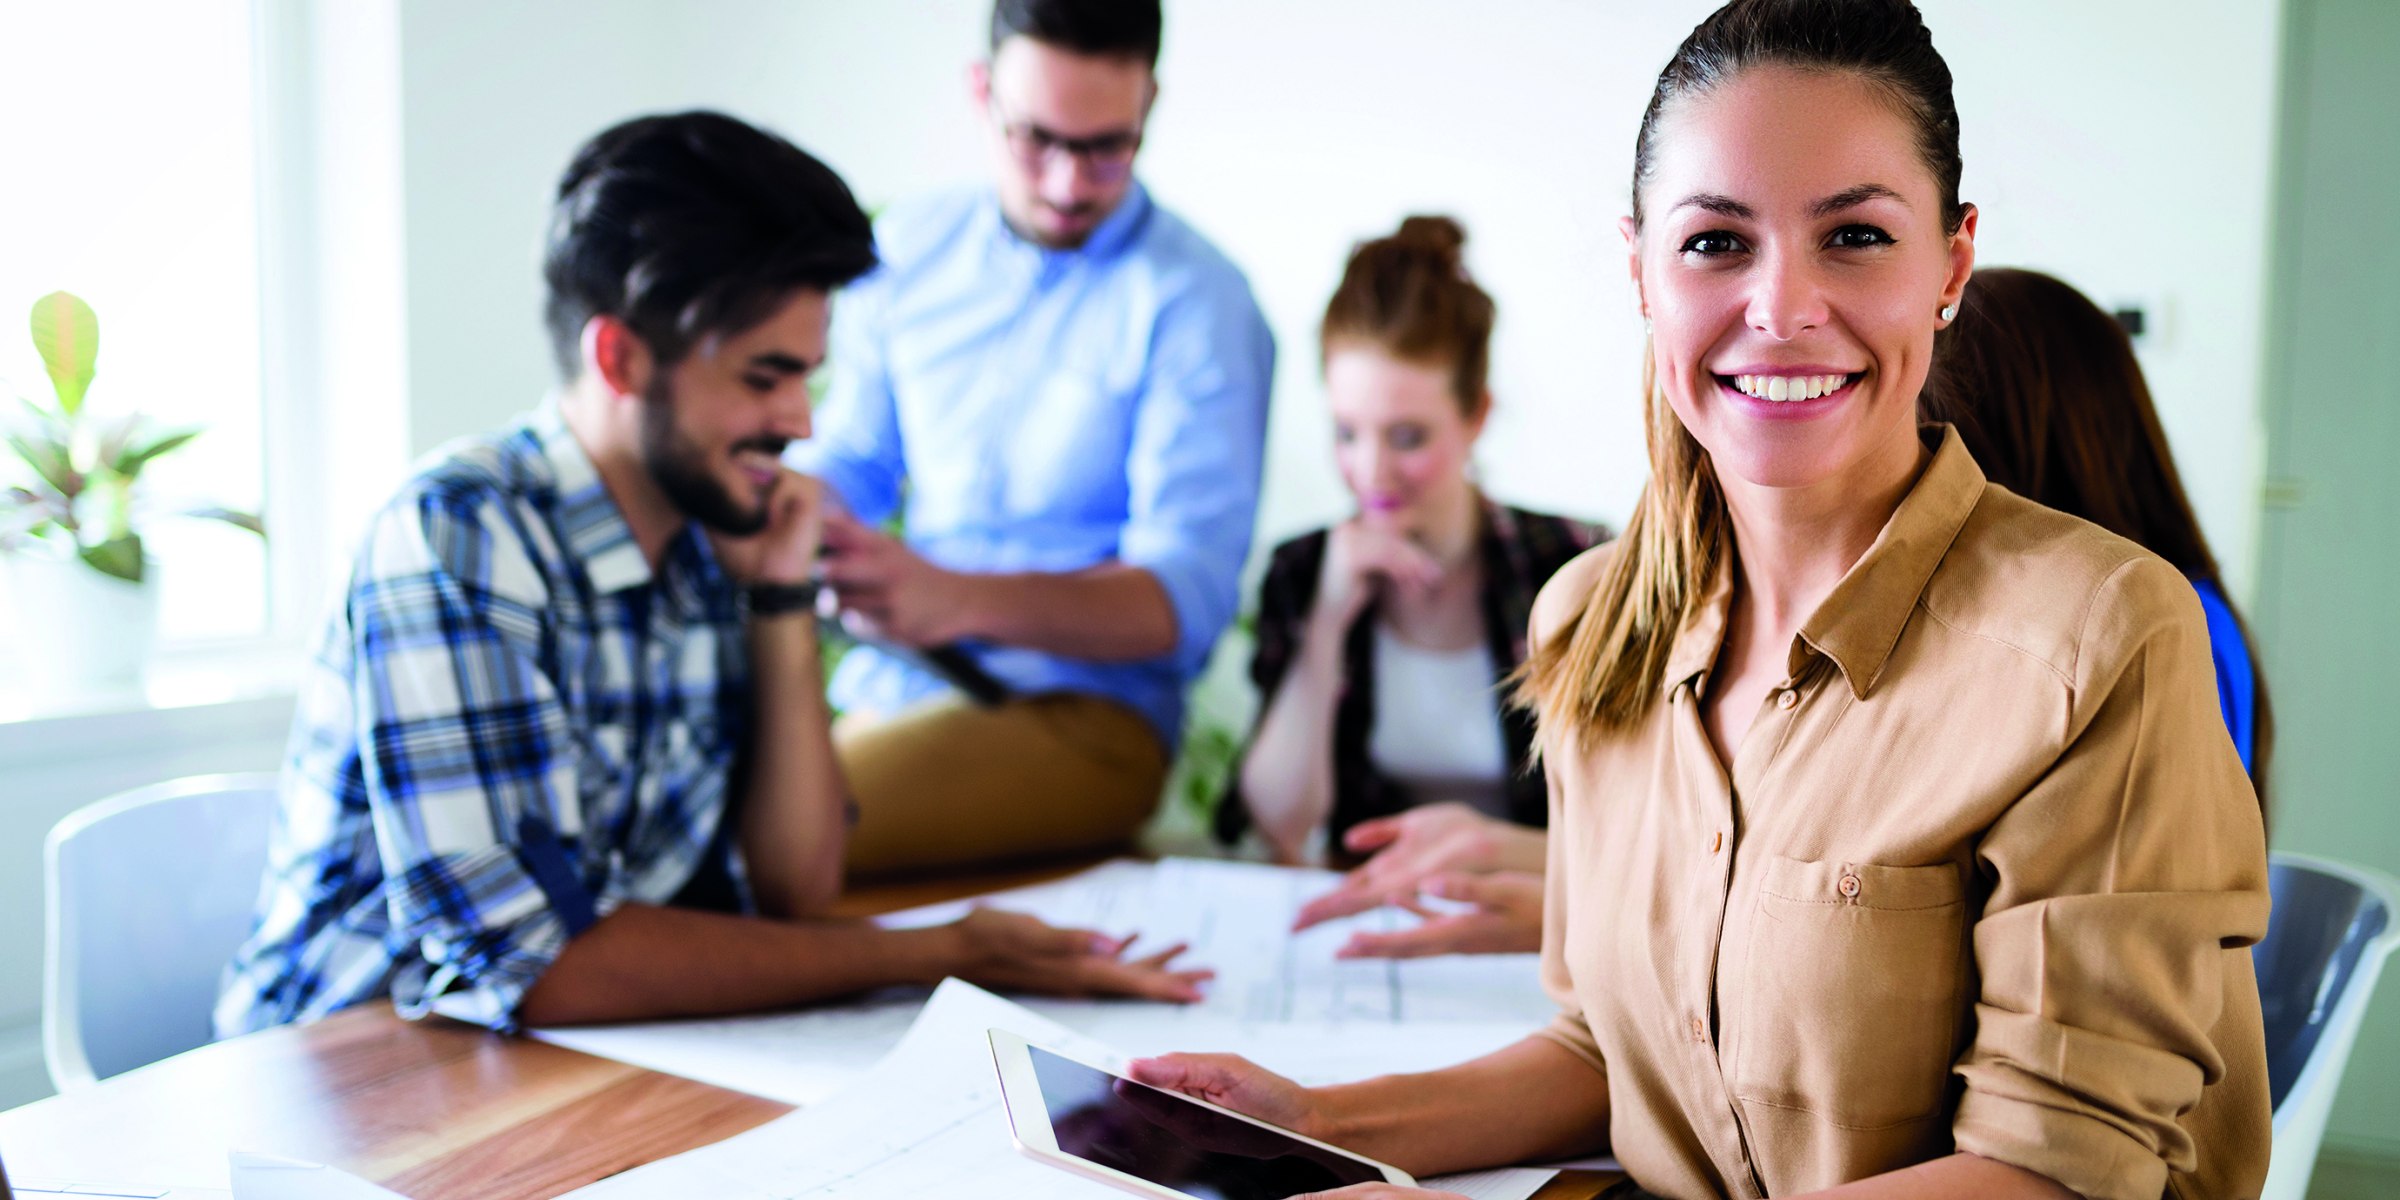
[888,923,966,986]
[936,567,992,644]
[747,580,822,617]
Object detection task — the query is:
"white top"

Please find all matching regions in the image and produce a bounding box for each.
[1367,626,1510,816]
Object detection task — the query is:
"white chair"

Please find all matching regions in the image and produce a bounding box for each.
[42,771,281,1089]
[2254,850,2400,1200]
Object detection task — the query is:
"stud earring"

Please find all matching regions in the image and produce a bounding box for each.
[1939,304,1957,322]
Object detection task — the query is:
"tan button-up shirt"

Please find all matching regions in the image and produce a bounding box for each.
[1534,428,2270,1200]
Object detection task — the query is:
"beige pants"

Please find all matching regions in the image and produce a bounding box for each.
[836,693,1169,878]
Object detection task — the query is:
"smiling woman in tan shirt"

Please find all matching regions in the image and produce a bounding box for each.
[1129,1,2271,1198]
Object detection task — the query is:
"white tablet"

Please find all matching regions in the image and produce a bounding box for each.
[988,1028,1417,1199]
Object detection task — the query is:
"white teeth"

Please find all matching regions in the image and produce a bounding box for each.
[1731,373,1850,401]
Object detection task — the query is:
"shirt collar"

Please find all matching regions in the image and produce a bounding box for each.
[531,402,652,594]
[1077,181,1151,260]
[1661,424,1985,700]
[1799,424,1984,698]
[1663,545,1736,697]
[980,181,1153,266]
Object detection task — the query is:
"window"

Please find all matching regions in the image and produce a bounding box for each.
[0,1,268,645]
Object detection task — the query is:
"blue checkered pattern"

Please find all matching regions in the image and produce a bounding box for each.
[216,404,751,1035]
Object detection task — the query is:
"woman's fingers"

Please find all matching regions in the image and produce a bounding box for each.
[1343,815,1406,852]
[1126,1052,1258,1098]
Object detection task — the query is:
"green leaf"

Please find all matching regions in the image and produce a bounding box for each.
[79,533,143,583]
[181,504,266,537]
[108,424,200,479]
[1,486,53,547]
[17,393,66,429]
[93,413,148,475]
[4,425,81,498]
[29,292,99,417]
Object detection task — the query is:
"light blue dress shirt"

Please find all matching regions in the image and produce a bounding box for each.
[794,183,1274,747]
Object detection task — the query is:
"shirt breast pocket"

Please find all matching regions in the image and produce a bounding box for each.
[1732,855,1967,1130]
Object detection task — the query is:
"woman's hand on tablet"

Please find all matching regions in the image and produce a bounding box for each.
[1334,871,1543,959]
[1125,1053,1322,1138]
[944,907,1214,1002]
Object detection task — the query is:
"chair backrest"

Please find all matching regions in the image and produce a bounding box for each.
[43,772,281,1089]
[2252,850,2400,1200]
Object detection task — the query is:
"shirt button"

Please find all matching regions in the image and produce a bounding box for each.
[1776,688,1799,710]
[1709,831,1723,854]
[1690,1017,1706,1043]
[1838,873,1862,898]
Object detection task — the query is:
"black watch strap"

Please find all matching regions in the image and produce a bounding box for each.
[746,580,820,616]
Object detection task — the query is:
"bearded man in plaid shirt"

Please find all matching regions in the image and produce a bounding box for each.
[217,112,1210,1036]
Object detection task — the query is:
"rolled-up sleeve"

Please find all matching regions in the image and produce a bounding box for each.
[1953,557,2271,1200]
[1118,280,1275,673]
[795,272,907,525]
[349,494,601,1031]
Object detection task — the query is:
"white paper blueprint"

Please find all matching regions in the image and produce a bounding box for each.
[557,979,1554,1200]
[884,857,1559,1028]
[535,858,1558,1106]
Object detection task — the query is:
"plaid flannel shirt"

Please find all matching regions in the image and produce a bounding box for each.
[216,404,752,1035]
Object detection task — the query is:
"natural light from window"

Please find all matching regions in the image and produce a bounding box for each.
[0,1,266,647]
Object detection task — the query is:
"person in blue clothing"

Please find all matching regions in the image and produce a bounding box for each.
[1924,266,2273,801]
[218,111,1211,1039]
[793,0,1275,875]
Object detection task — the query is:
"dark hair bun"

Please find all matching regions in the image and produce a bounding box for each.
[1389,215,1469,274]
[1321,214,1494,409]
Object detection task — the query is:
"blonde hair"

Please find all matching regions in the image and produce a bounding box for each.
[1514,343,1727,739]
[1522,0,1967,740]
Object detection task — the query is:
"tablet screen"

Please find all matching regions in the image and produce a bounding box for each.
[1029,1046,1388,1199]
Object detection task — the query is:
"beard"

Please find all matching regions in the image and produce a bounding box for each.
[638,374,781,536]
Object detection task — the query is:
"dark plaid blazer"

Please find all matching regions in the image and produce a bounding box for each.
[1215,497,1610,850]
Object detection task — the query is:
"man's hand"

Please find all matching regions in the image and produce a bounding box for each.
[709,470,824,586]
[1293,804,1542,931]
[821,509,977,646]
[945,907,1214,1002]
[1318,515,1444,627]
[1334,871,1543,959]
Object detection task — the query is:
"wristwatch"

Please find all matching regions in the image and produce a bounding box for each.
[745,580,821,617]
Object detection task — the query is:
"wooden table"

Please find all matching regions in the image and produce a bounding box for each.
[0,856,1614,1198]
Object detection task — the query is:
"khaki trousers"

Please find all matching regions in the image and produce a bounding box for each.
[836,693,1169,878]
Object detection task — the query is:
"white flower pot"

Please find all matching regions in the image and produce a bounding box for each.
[1,549,161,702]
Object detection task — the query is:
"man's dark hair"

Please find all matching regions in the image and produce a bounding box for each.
[990,0,1162,68]
[542,110,876,380]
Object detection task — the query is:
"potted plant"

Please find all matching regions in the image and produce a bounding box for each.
[1,291,264,698]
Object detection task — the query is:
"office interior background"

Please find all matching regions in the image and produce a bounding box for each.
[0,0,2392,1190]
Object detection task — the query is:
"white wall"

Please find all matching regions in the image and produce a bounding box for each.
[390,0,2281,602]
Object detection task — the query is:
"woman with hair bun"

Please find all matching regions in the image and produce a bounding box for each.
[1137,1,2268,1196]
[1218,215,1607,958]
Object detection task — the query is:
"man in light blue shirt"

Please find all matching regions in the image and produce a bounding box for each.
[795,0,1274,874]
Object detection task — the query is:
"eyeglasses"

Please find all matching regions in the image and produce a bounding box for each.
[989,99,1142,184]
